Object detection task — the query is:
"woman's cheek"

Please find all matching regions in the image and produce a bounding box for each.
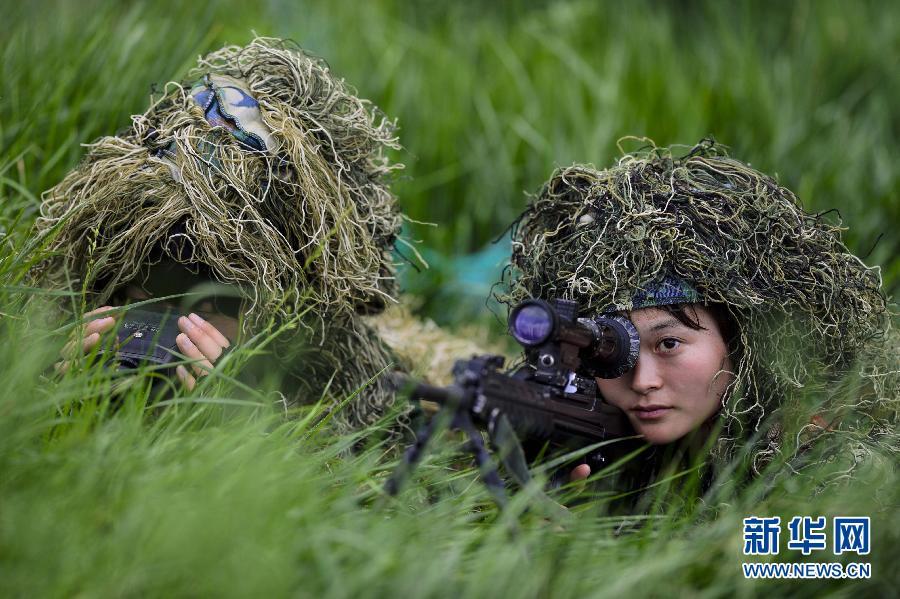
[596,378,630,411]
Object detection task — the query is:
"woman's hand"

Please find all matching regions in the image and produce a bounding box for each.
[56,306,119,373]
[570,464,591,482]
[174,312,231,390]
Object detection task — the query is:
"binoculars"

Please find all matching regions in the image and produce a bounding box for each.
[106,307,181,374]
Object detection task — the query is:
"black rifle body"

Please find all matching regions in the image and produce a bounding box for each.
[404,354,632,446]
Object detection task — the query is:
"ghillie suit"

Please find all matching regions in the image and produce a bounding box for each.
[32,37,407,431]
[499,141,898,484]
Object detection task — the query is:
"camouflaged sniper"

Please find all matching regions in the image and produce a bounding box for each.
[33,37,405,430]
[500,141,897,475]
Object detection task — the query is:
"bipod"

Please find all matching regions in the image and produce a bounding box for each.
[385,403,509,508]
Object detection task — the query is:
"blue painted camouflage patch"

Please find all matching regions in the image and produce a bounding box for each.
[631,275,700,309]
[189,76,272,152]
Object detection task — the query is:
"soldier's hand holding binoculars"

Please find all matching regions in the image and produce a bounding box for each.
[174,313,231,390]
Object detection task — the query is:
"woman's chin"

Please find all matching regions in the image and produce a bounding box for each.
[633,422,688,445]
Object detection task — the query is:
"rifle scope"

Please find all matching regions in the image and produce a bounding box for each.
[508,298,640,379]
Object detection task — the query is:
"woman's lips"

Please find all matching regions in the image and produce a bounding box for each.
[631,405,673,420]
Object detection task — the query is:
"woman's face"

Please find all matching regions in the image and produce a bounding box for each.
[595,305,733,445]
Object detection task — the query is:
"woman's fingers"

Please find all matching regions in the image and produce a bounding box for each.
[85,316,117,337]
[174,314,233,387]
[176,364,197,391]
[188,313,230,348]
[570,464,591,482]
[57,313,111,371]
[84,305,117,319]
[62,307,119,359]
[82,332,101,353]
[178,315,225,363]
[176,332,214,378]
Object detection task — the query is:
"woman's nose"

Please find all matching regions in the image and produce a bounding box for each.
[629,353,663,394]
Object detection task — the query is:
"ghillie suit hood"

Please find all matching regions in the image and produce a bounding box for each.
[33,37,406,430]
[500,141,897,479]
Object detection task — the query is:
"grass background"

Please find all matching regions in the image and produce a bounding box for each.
[1,0,897,596]
[3,0,898,323]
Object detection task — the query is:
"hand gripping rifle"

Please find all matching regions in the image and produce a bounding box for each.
[385,298,641,506]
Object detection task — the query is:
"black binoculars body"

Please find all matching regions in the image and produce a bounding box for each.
[103,307,181,374]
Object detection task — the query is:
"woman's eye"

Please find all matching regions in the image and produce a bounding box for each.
[657,338,681,352]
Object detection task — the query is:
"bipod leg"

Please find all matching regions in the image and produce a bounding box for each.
[489,412,533,489]
[385,415,439,496]
[455,410,508,508]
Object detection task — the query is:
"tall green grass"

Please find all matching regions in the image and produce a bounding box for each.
[0,295,895,596]
[1,0,897,595]
[2,0,897,321]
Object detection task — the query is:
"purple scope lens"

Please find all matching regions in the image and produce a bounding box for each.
[510,303,554,346]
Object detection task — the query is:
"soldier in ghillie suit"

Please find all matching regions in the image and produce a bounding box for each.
[499,141,898,491]
[33,37,408,432]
